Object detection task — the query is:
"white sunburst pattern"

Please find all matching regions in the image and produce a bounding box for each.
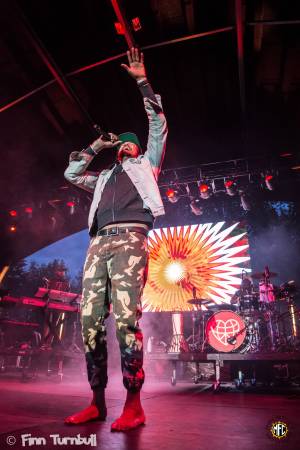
[142,222,251,312]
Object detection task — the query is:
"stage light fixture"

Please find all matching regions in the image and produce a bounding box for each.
[9,210,17,217]
[166,188,179,203]
[190,198,204,216]
[24,207,33,219]
[67,201,75,215]
[132,17,142,31]
[224,179,237,196]
[9,225,17,232]
[199,183,211,200]
[265,174,274,191]
[239,191,251,211]
[114,22,124,35]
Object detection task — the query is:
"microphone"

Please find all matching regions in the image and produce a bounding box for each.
[93,124,112,141]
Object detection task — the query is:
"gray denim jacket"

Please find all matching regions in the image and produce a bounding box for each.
[64,95,168,231]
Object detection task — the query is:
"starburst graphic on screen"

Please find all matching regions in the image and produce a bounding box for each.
[142,222,250,312]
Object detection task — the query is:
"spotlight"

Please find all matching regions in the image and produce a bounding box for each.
[24,207,33,219]
[67,201,75,215]
[9,225,17,232]
[166,188,179,203]
[114,22,124,35]
[132,17,142,31]
[224,179,237,196]
[239,191,251,211]
[9,210,17,217]
[264,174,274,191]
[199,183,211,200]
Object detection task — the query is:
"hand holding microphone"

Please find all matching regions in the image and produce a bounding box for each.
[90,132,121,155]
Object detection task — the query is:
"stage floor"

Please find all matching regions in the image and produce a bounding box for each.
[0,375,299,450]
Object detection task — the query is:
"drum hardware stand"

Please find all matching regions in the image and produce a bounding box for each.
[189,311,199,350]
[212,356,223,392]
[39,302,69,380]
[186,296,211,353]
[168,312,189,353]
[186,310,207,352]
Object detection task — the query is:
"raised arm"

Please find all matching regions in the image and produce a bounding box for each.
[143,95,167,179]
[121,48,168,179]
[64,134,121,192]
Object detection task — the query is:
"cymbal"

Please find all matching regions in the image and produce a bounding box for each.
[251,271,278,279]
[187,298,211,305]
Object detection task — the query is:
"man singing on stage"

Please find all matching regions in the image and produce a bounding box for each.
[64,48,167,431]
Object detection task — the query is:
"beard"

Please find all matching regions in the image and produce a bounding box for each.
[117,147,139,161]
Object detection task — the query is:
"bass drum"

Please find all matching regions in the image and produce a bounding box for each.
[205,310,247,353]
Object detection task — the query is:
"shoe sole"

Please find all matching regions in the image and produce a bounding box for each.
[65,416,107,425]
[111,420,145,432]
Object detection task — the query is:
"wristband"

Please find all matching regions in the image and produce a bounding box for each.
[137,77,148,86]
[85,145,98,156]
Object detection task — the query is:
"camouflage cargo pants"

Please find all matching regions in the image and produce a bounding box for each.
[81,231,148,393]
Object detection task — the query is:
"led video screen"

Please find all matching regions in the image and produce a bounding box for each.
[142,222,251,312]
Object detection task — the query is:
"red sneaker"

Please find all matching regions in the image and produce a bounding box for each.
[64,405,106,425]
[111,408,145,432]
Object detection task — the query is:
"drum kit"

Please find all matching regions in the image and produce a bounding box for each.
[187,267,299,354]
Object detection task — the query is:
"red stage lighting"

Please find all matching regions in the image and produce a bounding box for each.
[9,225,17,232]
[24,206,33,219]
[132,17,142,31]
[199,184,209,193]
[114,22,125,35]
[166,188,178,203]
[265,174,274,191]
[224,179,237,196]
[166,189,175,198]
[199,183,211,199]
[9,210,17,217]
[67,201,75,215]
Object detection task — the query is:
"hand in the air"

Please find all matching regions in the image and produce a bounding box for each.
[90,133,121,154]
[121,47,147,81]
